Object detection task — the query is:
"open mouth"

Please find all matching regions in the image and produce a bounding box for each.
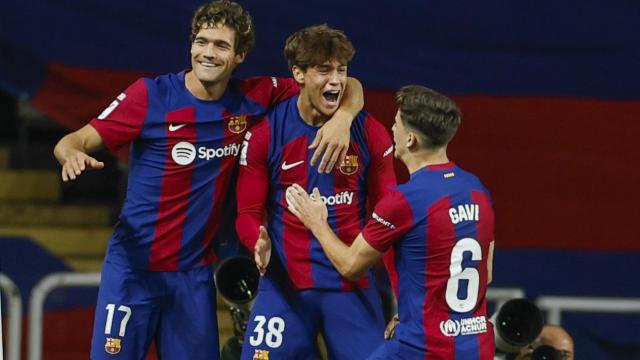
[322,90,340,103]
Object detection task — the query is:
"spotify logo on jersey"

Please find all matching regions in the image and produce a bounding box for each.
[171,141,241,165]
[172,141,197,165]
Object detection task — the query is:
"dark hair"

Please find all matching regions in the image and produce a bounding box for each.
[190,0,255,56]
[396,85,461,148]
[284,24,355,70]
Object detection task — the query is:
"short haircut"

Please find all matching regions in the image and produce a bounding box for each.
[190,0,255,56]
[284,24,355,70]
[396,85,462,148]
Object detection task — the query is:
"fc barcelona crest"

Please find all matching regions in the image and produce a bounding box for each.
[338,155,359,175]
[228,115,248,134]
[104,337,122,355]
[253,349,270,360]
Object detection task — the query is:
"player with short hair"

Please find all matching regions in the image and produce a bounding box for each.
[53,1,364,359]
[235,24,396,360]
[286,85,496,359]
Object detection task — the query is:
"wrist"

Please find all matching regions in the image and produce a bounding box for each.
[310,221,331,240]
[333,108,354,126]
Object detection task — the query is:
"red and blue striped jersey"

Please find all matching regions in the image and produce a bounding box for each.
[363,162,495,359]
[90,71,298,271]
[236,95,396,291]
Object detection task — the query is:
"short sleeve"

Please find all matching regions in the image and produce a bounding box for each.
[362,189,413,253]
[89,78,148,153]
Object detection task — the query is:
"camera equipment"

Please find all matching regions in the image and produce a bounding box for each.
[214,256,260,360]
[491,298,544,353]
[215,255,260,312]
[531,345,563,360]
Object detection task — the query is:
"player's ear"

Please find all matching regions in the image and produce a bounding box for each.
[407,132,418,149]
[292,65,305,85]
[234,51,246,64]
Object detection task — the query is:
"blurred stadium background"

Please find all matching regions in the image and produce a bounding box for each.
[1,1,639,359]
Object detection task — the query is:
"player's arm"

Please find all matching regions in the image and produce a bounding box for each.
[53,124,105,182]
[362,116,399,294]
[288,184,412,279]
[487,240,495,284]
[236,119,272,274]
[310,76,364,173]
[286,185,383,280]
[54,78,148,181]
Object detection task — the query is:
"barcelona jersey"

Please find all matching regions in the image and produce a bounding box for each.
[363,163,496,359]
[90,71,298,271]
[236,95,396,291]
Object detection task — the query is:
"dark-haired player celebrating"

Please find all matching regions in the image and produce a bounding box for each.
[53,1,364,358]
[236,25,396,359]
[287,86,496,359]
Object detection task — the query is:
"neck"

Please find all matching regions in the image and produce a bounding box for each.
[297,93,329,127]
[403,147,450,174]
[185,71,229,101]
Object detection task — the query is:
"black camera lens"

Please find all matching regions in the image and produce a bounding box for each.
[215,256,260,304]
[496,299,544,346]
[531,345,561,360]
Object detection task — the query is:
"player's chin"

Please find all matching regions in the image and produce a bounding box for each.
[195,69,223,83]
[317,103,339,118]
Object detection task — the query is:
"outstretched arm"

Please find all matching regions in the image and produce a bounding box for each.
[309,77,364,173]
[53,124,105,182]
[286,184,382,280]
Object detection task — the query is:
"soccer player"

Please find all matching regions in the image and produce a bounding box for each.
[286,85,496,359]
[235,25,396,360]
[52,1,364,359]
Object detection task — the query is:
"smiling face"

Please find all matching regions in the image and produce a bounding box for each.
[190,23,245,86]
[294,59,347,118]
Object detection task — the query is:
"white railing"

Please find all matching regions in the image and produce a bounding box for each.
[487,287,526,310]
[536,296,640,324]
[12,271,640,359]
[28,272,100,360]
[0,273,22,360]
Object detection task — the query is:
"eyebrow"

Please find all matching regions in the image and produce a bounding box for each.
[194,36,232,46]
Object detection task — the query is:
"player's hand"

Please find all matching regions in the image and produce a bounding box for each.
[384,314,400,339]
[254,226,271,276]
[60,150,104,182]
[285,185,328,231]
[309,109,350,173]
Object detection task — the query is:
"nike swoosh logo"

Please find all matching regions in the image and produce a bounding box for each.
[281,160,304,170]
[383,145,394,157]
[169,123,187,132]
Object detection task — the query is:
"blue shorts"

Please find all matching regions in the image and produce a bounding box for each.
[90,260,219,360]
[240,276,385,360]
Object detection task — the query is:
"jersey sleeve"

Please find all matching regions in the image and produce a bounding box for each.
[89,78,148,154]
[362,189,413,253]
[364,115,397,205]
[237,76,299,109]
[236,118,272,251]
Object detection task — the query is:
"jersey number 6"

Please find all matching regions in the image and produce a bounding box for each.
[445,238,482,313]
